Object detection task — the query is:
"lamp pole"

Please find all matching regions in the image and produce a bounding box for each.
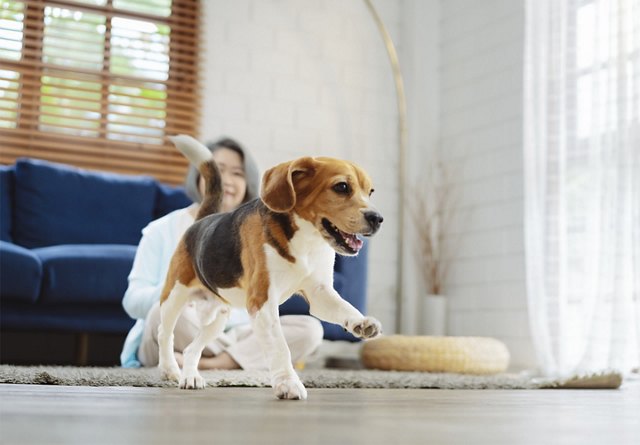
[363,0,408,332]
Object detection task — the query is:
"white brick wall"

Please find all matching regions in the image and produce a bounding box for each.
[438,0,535,369]
[200,0,401,332]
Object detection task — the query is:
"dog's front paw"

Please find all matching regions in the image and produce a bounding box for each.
[346,316,382,339]
[273,376,307,400]
[180,370,206,390]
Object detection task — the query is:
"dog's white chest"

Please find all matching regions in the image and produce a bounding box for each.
[264,217,334,301]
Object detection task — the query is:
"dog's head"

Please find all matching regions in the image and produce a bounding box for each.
[261,157,383,256]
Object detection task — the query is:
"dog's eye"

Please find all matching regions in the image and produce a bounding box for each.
[369,188,375,197]
[333,182,350,195]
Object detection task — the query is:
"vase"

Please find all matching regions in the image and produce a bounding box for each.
[421,294,447,335]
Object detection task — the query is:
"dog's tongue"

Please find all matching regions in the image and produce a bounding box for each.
[346,233,363,252]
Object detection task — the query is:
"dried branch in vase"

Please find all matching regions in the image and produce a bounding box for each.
[408,160,459,296]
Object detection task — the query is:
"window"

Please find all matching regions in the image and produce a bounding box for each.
[575,0,639,139]
[0,0,200,184]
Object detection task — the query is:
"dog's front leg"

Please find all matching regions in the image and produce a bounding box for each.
[305,283,382,339]
[251,300,307,400]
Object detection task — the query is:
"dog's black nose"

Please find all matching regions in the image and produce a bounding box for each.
[364,211,384,232]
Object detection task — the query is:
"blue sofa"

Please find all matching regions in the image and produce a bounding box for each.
[0,158,369,360]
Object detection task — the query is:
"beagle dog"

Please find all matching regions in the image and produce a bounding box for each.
[158,135,384,400]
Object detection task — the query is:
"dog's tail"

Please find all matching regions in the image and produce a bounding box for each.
[169,134,222,220]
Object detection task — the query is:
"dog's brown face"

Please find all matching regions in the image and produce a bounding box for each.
[261,157,383,256]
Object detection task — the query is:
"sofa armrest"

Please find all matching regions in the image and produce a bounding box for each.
[0,165,14,242]
[0,241,42,303]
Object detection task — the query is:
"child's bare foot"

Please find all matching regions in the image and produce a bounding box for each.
[173,351,239,370]
[198,352,241,370]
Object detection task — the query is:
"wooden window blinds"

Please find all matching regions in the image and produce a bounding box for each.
[0,0,200,184]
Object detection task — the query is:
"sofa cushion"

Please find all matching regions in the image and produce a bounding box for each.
[0,166,14,242]
[154,183,191,220]
[0,241,42,303]
[13,158,157,248]
[34,244,136,305]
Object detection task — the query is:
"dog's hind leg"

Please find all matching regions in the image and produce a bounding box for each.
[158,241,196,382]
[158,282,191,382]
[180,295,230,390]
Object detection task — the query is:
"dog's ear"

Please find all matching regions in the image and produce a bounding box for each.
[261,157,316,212]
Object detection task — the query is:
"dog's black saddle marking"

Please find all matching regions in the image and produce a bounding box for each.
[184,199,299,293]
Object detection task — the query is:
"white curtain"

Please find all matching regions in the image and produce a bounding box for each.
[524,0,640,376]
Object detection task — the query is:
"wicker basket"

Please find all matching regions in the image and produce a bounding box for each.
[361,335,510,374]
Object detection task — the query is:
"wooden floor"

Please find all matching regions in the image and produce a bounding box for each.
[1,382,639,445]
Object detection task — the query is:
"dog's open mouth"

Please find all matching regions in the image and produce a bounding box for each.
[321,218,364,254]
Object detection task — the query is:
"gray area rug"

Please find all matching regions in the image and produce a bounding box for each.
[0,365,623,389]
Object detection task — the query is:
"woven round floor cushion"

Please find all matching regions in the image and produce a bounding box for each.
[361,335,510,374]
